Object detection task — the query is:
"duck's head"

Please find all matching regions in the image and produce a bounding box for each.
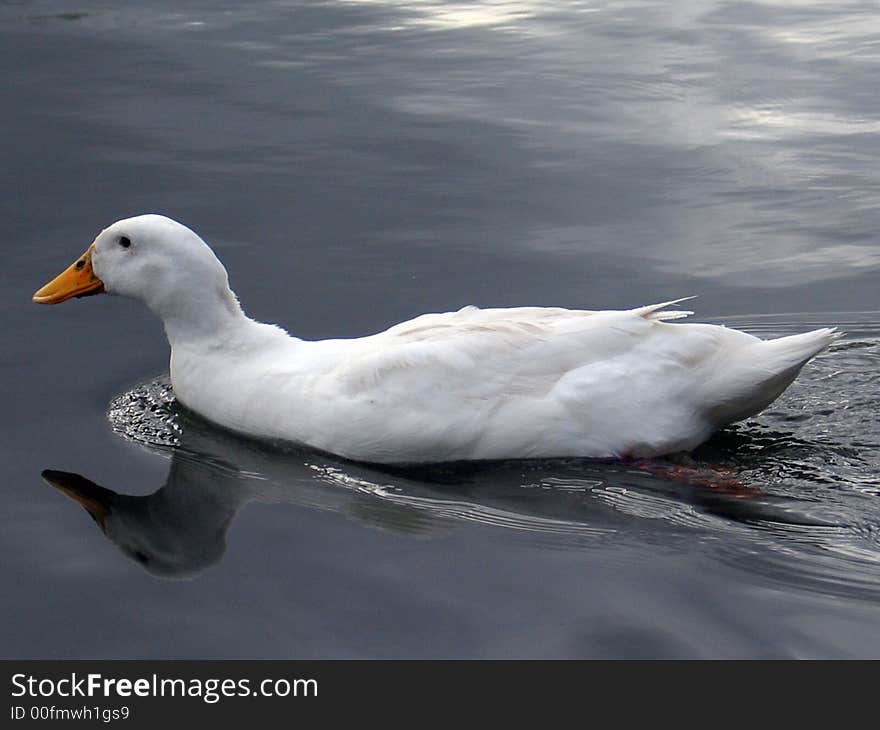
[41,469,231,579]
[32,215,239,327]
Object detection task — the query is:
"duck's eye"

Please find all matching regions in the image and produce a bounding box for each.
[119,236,131,248]
[131,550,149,565]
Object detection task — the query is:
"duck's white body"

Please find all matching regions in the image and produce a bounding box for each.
[35,215,839,464]
[169,299,836,463]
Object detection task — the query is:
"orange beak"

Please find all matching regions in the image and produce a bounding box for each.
[32,243,105,304]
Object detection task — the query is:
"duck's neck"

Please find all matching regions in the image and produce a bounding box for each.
[151,285,255,349]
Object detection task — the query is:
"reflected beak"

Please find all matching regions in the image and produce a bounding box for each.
[32,243,105,304]
[41,469,113,531]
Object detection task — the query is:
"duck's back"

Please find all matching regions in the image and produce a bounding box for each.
[285,302,836,463]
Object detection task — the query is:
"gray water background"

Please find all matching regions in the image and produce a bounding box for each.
[3,0,880,658]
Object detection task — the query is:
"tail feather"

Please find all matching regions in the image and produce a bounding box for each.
[633,297,697,322]
[750,327,841,374]
[701,327,841,425]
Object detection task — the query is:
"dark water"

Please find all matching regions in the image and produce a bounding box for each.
[4,0,880,658]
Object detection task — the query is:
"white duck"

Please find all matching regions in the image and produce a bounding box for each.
[33,215,838,464]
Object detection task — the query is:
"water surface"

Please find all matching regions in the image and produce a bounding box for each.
[4,0,880,658]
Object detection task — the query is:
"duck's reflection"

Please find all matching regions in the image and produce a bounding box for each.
[40,414,466,578]
[41,404,633,578]
[43,467,234,578]
[41,386,830,579]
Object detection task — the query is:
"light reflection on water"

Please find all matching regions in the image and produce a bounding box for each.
[7,0,880,293]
